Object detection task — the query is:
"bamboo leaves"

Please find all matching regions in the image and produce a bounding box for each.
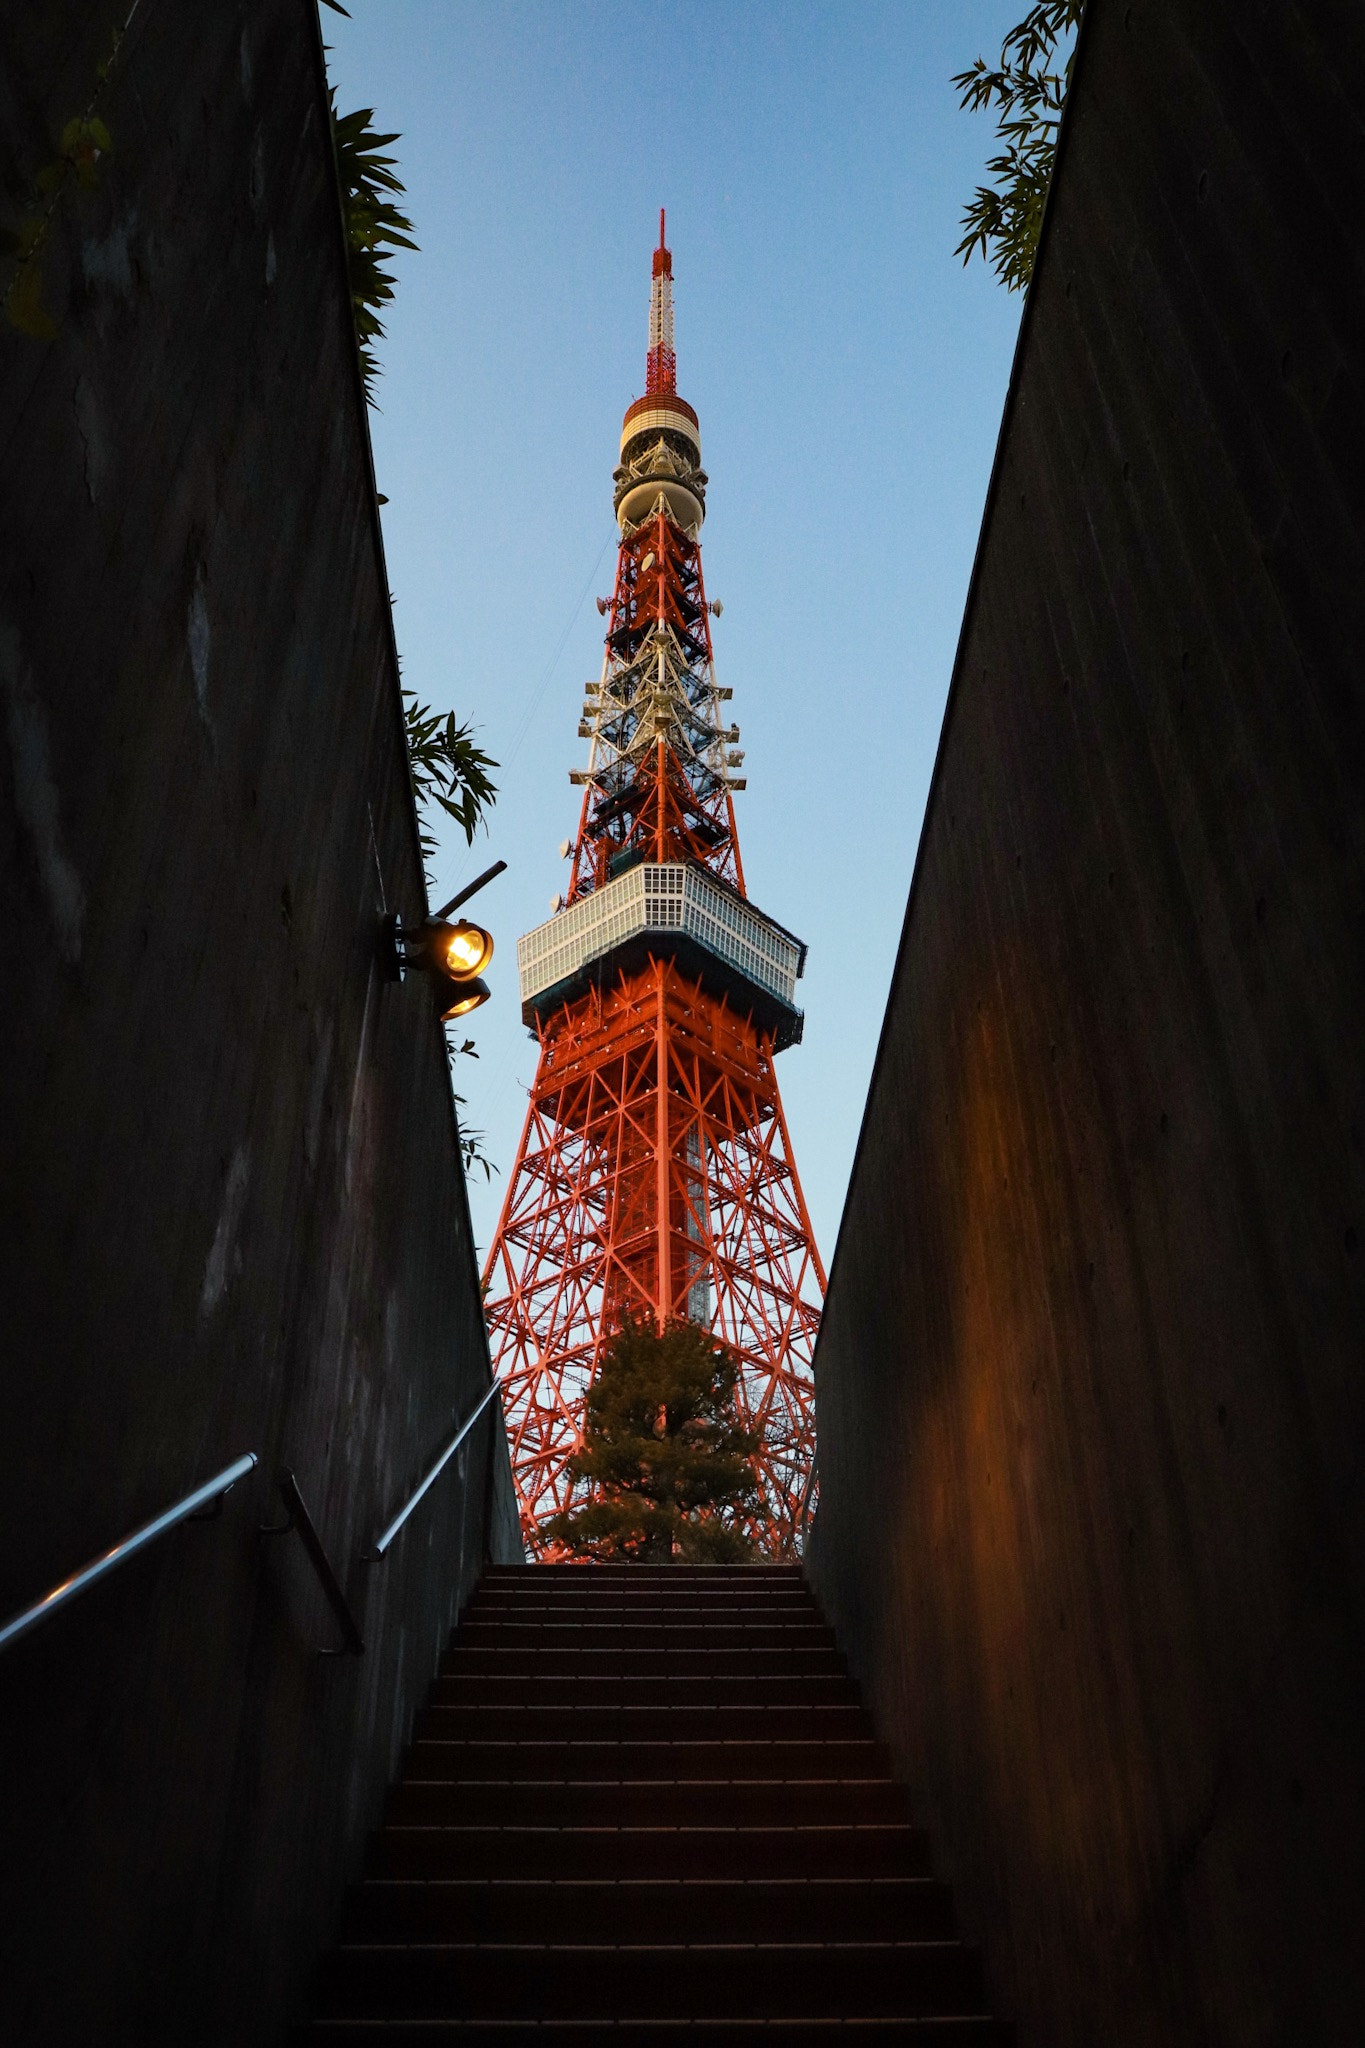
[953,1,1084,292]
[402,692,499,865]
[328,93,418,401]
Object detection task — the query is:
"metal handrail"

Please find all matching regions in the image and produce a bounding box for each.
[0,1453,258,1657]
[364,1379,502,1561]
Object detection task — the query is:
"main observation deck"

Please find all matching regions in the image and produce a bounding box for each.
[517,861,806,1050]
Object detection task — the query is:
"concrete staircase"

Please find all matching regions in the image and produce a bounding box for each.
[302,1563,1012,2042]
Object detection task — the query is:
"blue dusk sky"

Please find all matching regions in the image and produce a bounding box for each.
[323,0,1025,1268]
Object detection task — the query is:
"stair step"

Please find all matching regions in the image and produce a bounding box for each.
[303,1567,1009,2037]
[426,1676,859,1712]
[466,1591,820,1611]
[316,1940,986,2021]
[468,1580,820,1597]
[461,1605,820,1622]
[341,1875,958,1945]
[387,1778,910,1828]
[480,1566,806,1581]
[419,1707,867,1744]
[303,2024,1013,2045]
[403,1737,889,1781]
[472,1580,808,1597]
[455,1624,834,1650]
[368,1823,934,1882]
[444,1638,843,1671]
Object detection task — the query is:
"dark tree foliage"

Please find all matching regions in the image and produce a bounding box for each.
[327,90,418,401]
[318,22,500,878]
[402,691,499,868]
[542,1318,762,1563]
[320,7,496,1179]
[3,7,132,339]
[953,1,1084,292]
[321,3,417,400]
[401,686,499,1180]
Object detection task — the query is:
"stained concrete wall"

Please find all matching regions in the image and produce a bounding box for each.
[807,1,1365,2042]
[0,5,520,2044]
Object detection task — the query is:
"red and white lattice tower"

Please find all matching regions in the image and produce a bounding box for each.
[483,215,824,1556]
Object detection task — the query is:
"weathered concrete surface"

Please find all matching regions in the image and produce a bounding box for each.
[0,5,520,2045]
[807,1,1365,2042]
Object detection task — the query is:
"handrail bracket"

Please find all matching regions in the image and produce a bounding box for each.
[261,1472,365,1658]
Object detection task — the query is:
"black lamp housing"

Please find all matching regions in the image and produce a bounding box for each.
[436,974,491,1021]
[381,913,494,1019]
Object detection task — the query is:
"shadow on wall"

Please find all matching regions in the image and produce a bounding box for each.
[0,3,520,2045]
[808,0,1365,2041]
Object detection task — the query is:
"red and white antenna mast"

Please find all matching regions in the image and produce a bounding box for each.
[646,208,676,395]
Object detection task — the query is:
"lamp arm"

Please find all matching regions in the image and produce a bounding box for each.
[431,860,507,923]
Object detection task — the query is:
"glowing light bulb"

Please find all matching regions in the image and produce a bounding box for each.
[443,921,493,977]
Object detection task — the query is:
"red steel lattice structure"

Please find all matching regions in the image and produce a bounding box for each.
[483,216,824,1555]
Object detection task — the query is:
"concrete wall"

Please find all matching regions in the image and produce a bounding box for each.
[807,2,1365,2042]
[0,5,520,2044]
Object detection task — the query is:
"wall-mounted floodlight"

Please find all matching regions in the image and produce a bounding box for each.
[435,975,491,1020]
[381,860,505,1020]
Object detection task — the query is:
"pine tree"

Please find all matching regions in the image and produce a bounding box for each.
[541,1317,761,1563]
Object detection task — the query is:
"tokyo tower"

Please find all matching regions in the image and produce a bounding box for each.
[482,215,824,1556]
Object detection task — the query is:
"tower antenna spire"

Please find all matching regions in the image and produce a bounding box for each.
[647,208,676,394]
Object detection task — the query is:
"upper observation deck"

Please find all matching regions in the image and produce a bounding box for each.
[517,860,806,1051]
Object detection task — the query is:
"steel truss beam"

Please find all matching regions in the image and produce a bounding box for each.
[484,960,823,1555]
